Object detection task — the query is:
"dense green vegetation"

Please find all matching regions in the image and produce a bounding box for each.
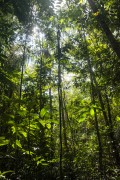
[0,0,120,179]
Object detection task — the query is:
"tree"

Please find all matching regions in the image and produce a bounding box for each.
[0,0,120,179]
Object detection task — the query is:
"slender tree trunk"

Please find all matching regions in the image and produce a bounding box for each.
[64,99,76,155]
[49,69,54,178]
[62,93,68,151]
[49,68,53,156]
[39,56,43,111]
[87,58,104,178]
[57,28,63,180]
[105,92,113,129]
[92,75,109,126]
[27,110,31,179]
[87,0,120,59]
[15,39,27,178]
[105,92,120,167]
[19,45,26,108]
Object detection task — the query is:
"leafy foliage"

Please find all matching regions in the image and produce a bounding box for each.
[0,0,120,179]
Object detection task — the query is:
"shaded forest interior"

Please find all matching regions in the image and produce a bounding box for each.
[0,0,120,179]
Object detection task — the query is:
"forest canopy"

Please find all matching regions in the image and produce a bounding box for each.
[0,0,120,179]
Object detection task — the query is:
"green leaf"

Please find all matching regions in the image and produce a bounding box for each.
[1,170,14,175]
[40,121,46,127]
[49,16,54,22]
[0,137,9,146]
[16,140,22,148]
[19,131,27,138]
[48,158,59,163]
[90,108,94,116]
[0,137,6,140]
[43,119,59,124]
[78,111,88,123]
[36,158,48,166]
[47,123,51,129]
[30,124,39,130]
[23,150,34,155]
[59,18,65,24]
[78,117,86,123]
[12,144,15,148]
[11,126,16,134]
[8,120,14,125]
[35,156,41,161]
[40,108,47,118]
[33,114,39,120]
[18,108,27,117]
[116,116,120,121]
[8,114,14,119]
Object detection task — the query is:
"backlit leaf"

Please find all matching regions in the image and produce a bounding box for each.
[47,123,51,129]
[40,108,47,118]
[90,108,94,116]
[116,116,120,121]
[78,117,86,123]
[16,139,22,148]
[19,131,27,138]
[11,126,16,134]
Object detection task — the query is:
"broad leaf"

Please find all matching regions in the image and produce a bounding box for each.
[90,108,94,116]
[16,139,22,148]
[40,108,47,118]
[19,131,27,138]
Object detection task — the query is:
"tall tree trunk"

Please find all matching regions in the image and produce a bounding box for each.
[15,38,27,178]
[49,68,54,157]
[19,45,26,108]
[64,98,76,156]
[105,91,120,167]
[62,92,68,151]
[39,56,43,111]
[87,58,104,178]
[57,28,63,180]
[87,0,120,59]
[49,68,54,178]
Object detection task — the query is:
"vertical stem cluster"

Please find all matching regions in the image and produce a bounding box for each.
[82,29,103,176]
[83,28,120,169]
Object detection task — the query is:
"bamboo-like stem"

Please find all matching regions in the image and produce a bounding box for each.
[57,27,63,180]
